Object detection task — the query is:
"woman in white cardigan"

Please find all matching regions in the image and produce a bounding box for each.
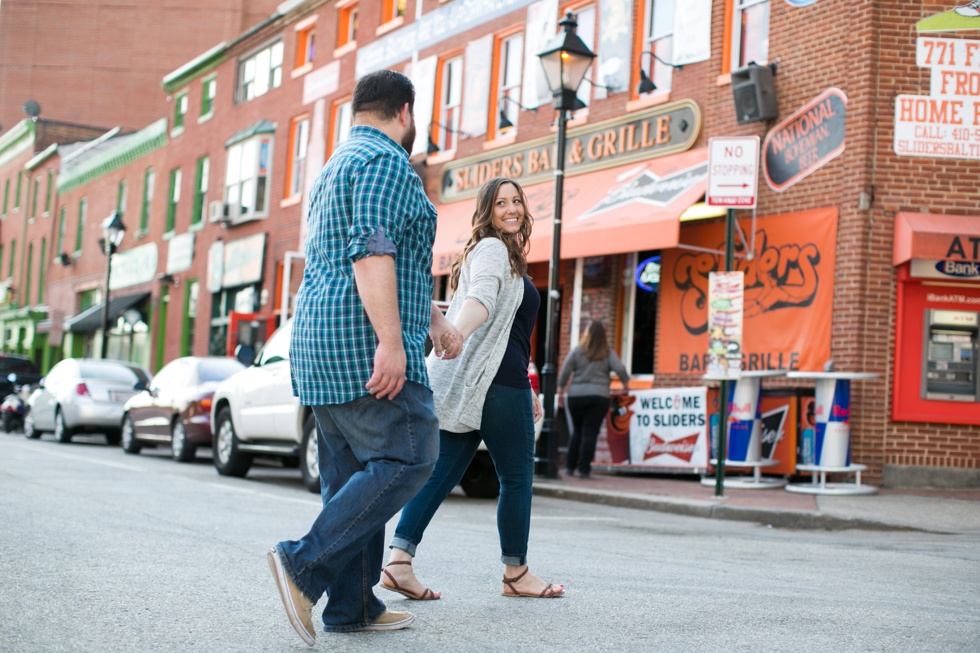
[381,177,564,601]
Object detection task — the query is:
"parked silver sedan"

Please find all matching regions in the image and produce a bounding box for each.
[24,358,152,445]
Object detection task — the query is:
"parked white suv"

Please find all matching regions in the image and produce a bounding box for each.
[210,319,320,492]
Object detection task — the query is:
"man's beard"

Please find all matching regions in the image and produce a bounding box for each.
[401,120,416,154]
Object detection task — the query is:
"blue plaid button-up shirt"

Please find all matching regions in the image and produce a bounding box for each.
[290,126,437,405]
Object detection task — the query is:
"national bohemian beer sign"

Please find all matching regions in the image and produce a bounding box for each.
[763,88,848,191]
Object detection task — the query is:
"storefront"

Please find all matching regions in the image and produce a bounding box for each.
[206,233,272,356]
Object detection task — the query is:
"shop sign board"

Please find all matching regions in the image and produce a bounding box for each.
[706,136,759,207]
[439,101,702,202]
[911,259,980,280]
[207,240,225,294]
[166,232,194,274]
[109,243,158,291]
[222,233,266,288]
[621,388,709,469]
[302,61,339,105]
[763,88,847,191]
[706,271,744,380]
[894,37,980,161]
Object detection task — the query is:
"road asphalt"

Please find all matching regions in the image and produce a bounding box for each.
[532,469,980,534]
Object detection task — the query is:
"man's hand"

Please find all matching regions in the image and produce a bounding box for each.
[365,340,407,400]
[531,390,543,423]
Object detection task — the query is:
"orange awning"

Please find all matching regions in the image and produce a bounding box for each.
[894,212,980,266]
[432,147,708,275]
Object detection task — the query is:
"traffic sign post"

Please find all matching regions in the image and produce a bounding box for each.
[707,136,760,208]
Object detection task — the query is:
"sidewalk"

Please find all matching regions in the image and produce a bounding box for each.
[532,469,980,534]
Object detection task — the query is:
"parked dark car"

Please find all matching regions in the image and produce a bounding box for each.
[0,354,41,398]
[120,356,245,462]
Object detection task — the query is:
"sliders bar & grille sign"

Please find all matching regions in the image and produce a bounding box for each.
[438,100,702,202]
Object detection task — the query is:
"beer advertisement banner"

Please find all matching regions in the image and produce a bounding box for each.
[616,388,709,469]
[660,207,838,374]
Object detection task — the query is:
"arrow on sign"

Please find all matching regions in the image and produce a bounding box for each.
[716,183,750,188]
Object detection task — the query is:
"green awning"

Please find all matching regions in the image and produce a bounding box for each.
[225,120,276,148]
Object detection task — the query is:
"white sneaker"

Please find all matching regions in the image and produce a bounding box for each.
[955,1,980,17]
[353,609,415,631]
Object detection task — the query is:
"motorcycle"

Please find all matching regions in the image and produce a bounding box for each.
[1,373,34,434]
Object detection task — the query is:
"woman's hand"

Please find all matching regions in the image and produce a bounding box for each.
[531,390,543,423]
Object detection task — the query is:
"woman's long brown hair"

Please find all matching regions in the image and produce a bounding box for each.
[449,177,533,291]
[580,320,610,362]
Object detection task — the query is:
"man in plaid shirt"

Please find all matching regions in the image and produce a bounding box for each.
[267,70,461,646]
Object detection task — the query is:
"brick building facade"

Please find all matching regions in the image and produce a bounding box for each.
[0,0,977,487]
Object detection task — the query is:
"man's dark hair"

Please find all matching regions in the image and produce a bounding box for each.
[352,70,415,120]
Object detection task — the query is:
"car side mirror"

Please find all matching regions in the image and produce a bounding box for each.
[37,377,45,389]
[6,372,16,384]
[235,344,256,367]
[133,380,148,392]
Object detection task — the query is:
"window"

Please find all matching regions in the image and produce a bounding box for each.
[173,91,189,131]
[56,206,66,254]
[117,179,128,220]
[728,0,769,73]
[44,169,53,215]
[192,156,209,226]
[238,41,284,102]
[493,32,524,138]
[182,280,199,357]
[0,245,4,275]
[38,237,46,304]
[331,100,352,154]
[641,0,675,96]
[8,239,15,280]
[572,5,597,112]
[382,0,406,24]
[167,168,181,233]
[201,76,217,119]
[2,179,8,216]
[295,25,316,69]
[74,198,87,254]
[286,117,310,199]
[24,243,32,307]
[225,136,272,220]
[338,3,359,48]
[30,176,40,219]
[14,172,22,210]
[435,56,464,152]
[141,167,155,233]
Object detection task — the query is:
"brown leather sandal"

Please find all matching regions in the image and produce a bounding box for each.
[501,566,565,598]
[380,560,440,600]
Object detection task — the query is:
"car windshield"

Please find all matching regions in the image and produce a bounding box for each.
[77,361,144,384]
[257,321,292,365]
[198,358,246,382]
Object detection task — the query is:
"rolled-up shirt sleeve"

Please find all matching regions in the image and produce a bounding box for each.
[347,153,406,262]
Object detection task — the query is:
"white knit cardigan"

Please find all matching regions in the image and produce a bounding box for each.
[427,238,525,433]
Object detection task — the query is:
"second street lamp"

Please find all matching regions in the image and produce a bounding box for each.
[535,11,596,479]
[99,211,126,359]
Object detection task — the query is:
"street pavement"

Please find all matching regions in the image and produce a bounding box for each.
[533,468,980,535]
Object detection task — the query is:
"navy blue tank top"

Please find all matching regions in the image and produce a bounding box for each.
[492,276,540,389]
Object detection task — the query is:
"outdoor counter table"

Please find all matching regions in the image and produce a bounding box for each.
[701,371,788,490]
[784,372,879,496]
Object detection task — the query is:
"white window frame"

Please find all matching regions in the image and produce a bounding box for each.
[731,0,770,71]
[224,135,274,222]
[643,0,676,95]
[572,5,597,115]
[238,41,284,103]
[438,57,464,152]
[333,101,352,151]
[200,75,217,121]
[289,118,310,198]
[497,33,524,136]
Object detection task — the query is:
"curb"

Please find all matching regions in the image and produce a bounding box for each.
[531,483,928,532]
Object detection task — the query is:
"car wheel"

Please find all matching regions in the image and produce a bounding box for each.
[213,408,252,477]
[23,410,40,440]
[54,408,74,444]
[121,415,141,454]
[459,450,500,498]
[1,413,12,433]
[300,414,320,493]
[171,420,195,463]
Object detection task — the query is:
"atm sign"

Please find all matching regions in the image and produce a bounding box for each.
[911,259,980,280]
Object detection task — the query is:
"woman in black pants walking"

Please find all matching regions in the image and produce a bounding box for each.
[558,321,630,478]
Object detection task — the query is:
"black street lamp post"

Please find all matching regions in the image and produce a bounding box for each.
[535,11,596,478]
[99,211,126,359]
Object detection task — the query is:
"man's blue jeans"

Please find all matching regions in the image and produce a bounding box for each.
[392,383,535,566]
[276,381,439,632]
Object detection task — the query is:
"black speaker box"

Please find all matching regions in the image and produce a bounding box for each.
[731,64,778,124]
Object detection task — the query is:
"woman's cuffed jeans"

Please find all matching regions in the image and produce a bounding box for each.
[275,381,439,632]
[391,383,535,566]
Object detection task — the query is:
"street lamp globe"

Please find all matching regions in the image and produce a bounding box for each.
[537,11,596,111]
[101,211,126,250]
